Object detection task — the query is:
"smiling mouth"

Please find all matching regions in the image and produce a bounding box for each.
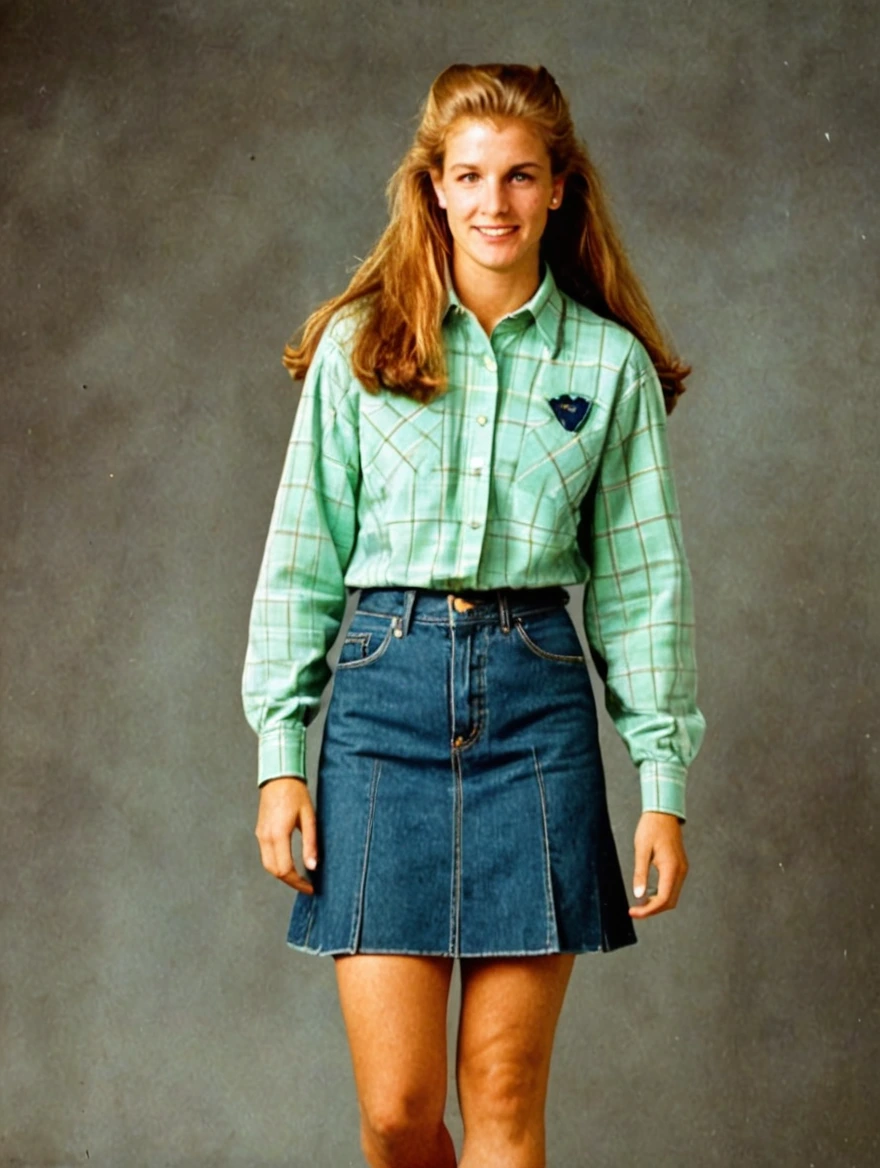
[474,226,519,237]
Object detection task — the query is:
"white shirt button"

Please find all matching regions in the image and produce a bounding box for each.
[477,415,488,426]
[469,519,480,529]
[483,355,497,372]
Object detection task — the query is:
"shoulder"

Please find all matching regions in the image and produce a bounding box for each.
[321,302,366,357]
[311,303,363,369]
[305,304,367,406]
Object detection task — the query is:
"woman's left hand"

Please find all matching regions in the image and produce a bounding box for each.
[628,811,689,919]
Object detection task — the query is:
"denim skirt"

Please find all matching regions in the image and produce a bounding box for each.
[286,585,638,958]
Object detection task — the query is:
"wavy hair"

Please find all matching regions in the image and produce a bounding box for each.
[283,63,691,414]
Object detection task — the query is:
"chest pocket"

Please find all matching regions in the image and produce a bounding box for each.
[512,407,604,513]
[359,394,445,486]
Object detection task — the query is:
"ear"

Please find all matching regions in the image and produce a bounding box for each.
[549,174,565,210]
[430,169,447,210]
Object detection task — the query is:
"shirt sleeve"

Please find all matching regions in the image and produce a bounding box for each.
[579,338,706,821]
[241,325,360,785]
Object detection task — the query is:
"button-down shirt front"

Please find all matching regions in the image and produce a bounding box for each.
[242,262,706,819]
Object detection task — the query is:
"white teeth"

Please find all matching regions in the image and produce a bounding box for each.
[478,227,517,236]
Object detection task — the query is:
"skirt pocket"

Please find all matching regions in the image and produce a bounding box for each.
[512,608,586,665]
[335,613,397,670]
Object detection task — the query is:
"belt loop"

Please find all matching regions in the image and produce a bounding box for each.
[399,588,418,637]
[497,589,511,635]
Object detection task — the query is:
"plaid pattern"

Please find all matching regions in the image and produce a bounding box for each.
[242,263,705,819]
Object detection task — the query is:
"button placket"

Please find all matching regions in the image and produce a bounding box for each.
[464,357,497,543]
[457,329,500,571]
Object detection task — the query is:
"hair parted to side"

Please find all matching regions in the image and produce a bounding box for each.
[283,62,691,413]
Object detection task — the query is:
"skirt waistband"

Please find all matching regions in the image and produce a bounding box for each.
[354,585,571,633]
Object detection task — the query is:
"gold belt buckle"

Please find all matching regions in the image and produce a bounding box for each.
[449,593,476,613]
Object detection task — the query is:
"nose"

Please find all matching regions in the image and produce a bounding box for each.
[481,178,509,216]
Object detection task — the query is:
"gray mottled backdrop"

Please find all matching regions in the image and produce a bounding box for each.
[2,1,877,1165]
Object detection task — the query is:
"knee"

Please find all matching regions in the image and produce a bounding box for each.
[459,1052,542,1130]
[360,1089,445,1160]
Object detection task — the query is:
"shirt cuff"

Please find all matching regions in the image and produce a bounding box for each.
[639,761,687,822]
[257,724,307,786]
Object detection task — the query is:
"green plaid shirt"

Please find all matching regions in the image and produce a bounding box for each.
[242,262,705,819]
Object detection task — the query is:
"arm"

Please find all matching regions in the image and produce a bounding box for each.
[579,340,705,917]
[241,324,361,787]
[579,338,706,824]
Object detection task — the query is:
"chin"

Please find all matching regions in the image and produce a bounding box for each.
[469,242,527,264]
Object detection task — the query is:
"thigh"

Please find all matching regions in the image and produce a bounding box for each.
[334,954,456,1117]
[455,954,576,1114]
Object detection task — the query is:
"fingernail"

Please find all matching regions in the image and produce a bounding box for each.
[306,856,317,870]
[634,884,645,898]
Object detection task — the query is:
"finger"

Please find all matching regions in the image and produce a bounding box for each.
[271,829,315,895]
[299,799,319,872]
[629,860,682,918]
[254,823,315,895]
[666,857,689,909]
[277,864,315,895]
[650,859,677,911]
[632,838,652,902]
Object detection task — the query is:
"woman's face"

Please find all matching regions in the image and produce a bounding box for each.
[430,116,564,286]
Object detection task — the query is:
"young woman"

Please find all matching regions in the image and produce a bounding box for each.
[243,62,706,1168]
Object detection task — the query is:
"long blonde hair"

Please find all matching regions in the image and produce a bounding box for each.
[284,63,691,414]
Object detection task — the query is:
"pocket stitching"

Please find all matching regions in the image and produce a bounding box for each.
[512,419,595,487]
[336,631,371,665]
[335,620,396,670]
[513,617,584,664]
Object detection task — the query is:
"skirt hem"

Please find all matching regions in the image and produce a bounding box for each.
[286,936,639,958]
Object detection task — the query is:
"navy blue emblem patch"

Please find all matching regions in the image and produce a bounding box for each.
[547,394,592,432]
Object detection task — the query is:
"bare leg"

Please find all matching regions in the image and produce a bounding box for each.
[455,954,576,1168]
[334,954,458,1168]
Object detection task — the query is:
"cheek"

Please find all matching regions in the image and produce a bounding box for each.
[520,190,549,218]
[447,193,477,223]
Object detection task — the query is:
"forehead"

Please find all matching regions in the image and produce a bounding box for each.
[442,116,548,163]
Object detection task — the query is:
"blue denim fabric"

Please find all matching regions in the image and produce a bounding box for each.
[287,587,638,957]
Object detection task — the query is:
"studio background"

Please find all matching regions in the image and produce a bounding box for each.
[2,1,877,1165]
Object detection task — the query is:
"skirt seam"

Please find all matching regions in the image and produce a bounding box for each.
[350,757,382,951]
[531,746,561,951]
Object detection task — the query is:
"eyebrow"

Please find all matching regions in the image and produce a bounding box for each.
[449,161,544,172]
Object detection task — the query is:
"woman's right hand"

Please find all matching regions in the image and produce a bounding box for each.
[254,777,318,894]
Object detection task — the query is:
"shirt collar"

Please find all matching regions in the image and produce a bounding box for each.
[442,257,566,358]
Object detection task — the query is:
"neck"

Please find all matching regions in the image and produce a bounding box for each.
[450,255,543,338]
